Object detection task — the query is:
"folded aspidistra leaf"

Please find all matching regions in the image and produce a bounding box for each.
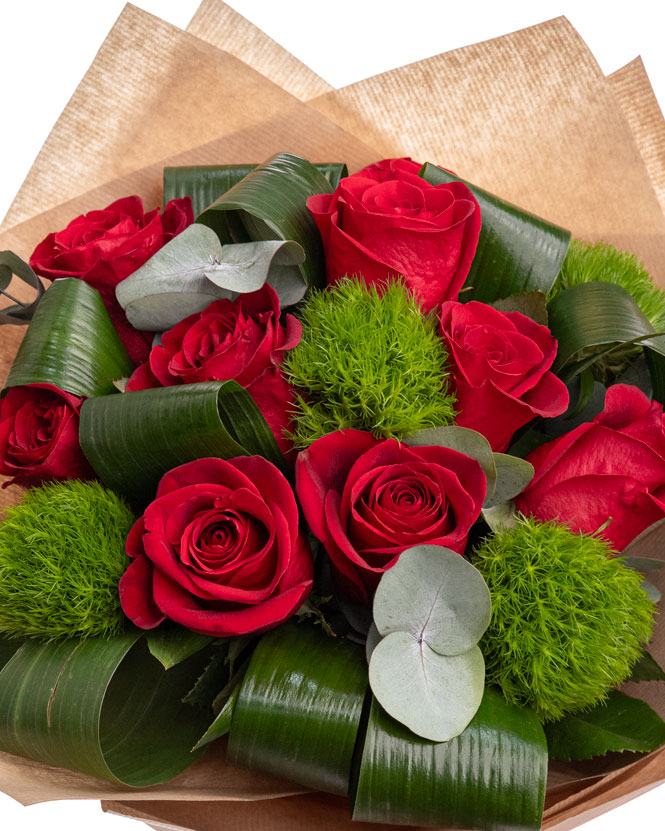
[116,224,306,331]
[164,162,348,217]
[196,152,332,289]
[419,163,571,303]
[4,279,133,397]
[352,691,548,830]
[0,633,210,785]
[80,381,285,506]
[545,691,665,761]
[0,251,44,325]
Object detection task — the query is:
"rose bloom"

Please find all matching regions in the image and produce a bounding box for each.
[440,301,569,451]
[0,383,94,488]
[126,285,301,458]
[307,157,481,313]
[296,430,486,604]
[119,456,313,637]
[30,196,193,364]
[515,384,665,551]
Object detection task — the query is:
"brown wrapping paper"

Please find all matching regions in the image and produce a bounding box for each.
[2,3,665,828]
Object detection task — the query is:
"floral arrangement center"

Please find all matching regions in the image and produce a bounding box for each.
[283,278,455,446]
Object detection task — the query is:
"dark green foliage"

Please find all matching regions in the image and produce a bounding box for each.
[473,517,655,722]
[283,279,455,446]
[0,481,135,640]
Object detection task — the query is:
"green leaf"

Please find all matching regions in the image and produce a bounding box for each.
[3,279,133,397]
[547,282,665,375]
[642,581,661,603]
[0,633,210,785]
[227,623,367,796]
[164,163,348,218]
[544,691,665,761]
[629,649,665,682]
[365,622,381,663]
[0,251,44,325]
[352,689,548,830]
[369,634,485,742]
[116,224,306,331]
[419,163,571,303]
[486,454,534,508]
[192,664,246,751]
[373,545,491,655]
[622,557,665,572]
[491,291,548,326]
[481,500,520,532]
[147,624,213,669]
[404,425,497,505]
[79,380,285,507]
[197,153,332,290]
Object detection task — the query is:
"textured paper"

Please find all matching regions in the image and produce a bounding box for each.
[1,3,665,829]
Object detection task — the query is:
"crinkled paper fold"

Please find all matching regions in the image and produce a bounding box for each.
[1,2,664,828]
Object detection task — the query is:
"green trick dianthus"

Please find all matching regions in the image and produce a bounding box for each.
[473,516,655,722]
[283,278,455,446]
[0,480,135,641]
[551,239,665,380]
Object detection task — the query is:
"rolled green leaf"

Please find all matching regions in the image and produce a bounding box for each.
[227,623,367,796]
[544,691,665,761]
[419,163,571,303]
[0,633,210,785]
[196,153,332,289]
[0,251,44,325]
[3,278,133,397]
[164,163,348,217]
[79,380,285,506]
[352,690,548,830]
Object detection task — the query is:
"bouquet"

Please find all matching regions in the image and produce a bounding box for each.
[1,5,665,831]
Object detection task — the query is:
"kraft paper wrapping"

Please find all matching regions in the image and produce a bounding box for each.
[1,3,665,829]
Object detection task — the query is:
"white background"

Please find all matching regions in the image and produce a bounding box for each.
[0,1,664,828]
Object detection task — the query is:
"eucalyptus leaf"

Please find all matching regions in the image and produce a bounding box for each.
[373,545,491,656]
[369,633,485,742]
[147,625,213,669]
[485,454,534,507]
[164,163,348,217]
[491,291,548,326]
[4,278,133,397]
[0,251,44,325]
[352,690,548,830]
[0,633,210,785]
[481,500,519,532]
[116,224,306,331]
[628,649,665,682]
[621,557,665,572]
[544,691,665,761]
[419,163,570,303]
[366,622,382,664]
[197,153,332,290]
[404,425,497,505]
[80,380,285,507]
[642,581,661,603]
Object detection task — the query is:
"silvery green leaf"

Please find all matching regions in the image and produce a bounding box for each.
[485,454,534,508]
[366,622,382,664]
[0,251,44,325]
[621,557,665,572]
[481,501,519,532]
[116,224,306,331]
[404,425,497,504]
[373,545,491,657]
[642,581,661,604]
[369,633,485,742]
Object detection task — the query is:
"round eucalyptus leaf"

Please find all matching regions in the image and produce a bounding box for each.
[485,453,534,508]
[366,622,382,664]
[368,633,485,742]
[481,501,519,532]
[373,545,491,656]
[404,425,497,503]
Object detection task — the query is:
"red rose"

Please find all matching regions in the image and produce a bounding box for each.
[0,383,94,488]
[29,196,193,364]
[307,157,481,312]
[126,286,301,459]
[439,301,569,451]
[514,384,665,551]
[119,456,313,637]
[295,430,486,604]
